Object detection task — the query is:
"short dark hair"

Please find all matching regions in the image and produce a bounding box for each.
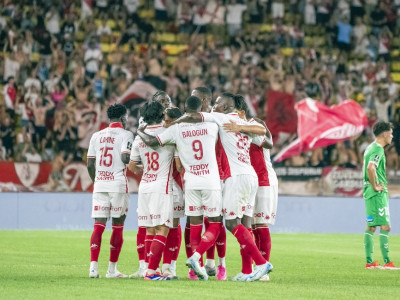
[185,96,202,111]
[107,104,127,120]
[220,92,235,107]
[373,121,393,137]
[194,86,212,100]
[234,94,251,118]
[141,101,164,124]
[152,90,169,102]
[166,107,183,120]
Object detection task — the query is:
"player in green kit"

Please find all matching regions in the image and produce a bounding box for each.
[363,121,398,270]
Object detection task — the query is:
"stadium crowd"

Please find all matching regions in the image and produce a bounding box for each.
[1,0,400,169]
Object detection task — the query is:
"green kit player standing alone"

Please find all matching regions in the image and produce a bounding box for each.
[363,121,398,270]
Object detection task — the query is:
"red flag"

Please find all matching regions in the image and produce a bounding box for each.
[266,90,297,141]
[274,98,367,162]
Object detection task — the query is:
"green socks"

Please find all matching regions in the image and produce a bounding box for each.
[364,230,374,264]
[379,230,391,264]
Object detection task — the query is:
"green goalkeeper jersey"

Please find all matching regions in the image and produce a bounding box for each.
[363,142,387,199]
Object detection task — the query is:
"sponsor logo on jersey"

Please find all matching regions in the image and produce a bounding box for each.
[374,155,380,163]
[174,206,184,211]
[127,141,132,150]
[94,205,110,212]
[367,216,374,223]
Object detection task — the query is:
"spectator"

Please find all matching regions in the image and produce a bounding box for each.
[84,39,103,78]
[60,14,76,40]
[0,139,6,161]
[28,96,55,150]
[3,77,17,111]
[0,116,14,159]
[272,0,285,19]
[378,26,392,61]
[54,111,78,158]
[337,16,353,52]
[289,21,305,48]
[370,3,387,36]
[304,0,316,25]
[353,17,367,46]
[97,18,112,37]
[226,0,247,37]
[45,5,61,36]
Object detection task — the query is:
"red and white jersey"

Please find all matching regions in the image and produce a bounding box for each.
[157,122,221,190]
[130,124,176,194]
[87,122,134,193]
[250,134,278,187]
[200,112,260,177]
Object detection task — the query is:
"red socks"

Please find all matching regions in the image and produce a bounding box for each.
[195,222,221,255]
[204,218,215,259]
[232,224,266,266]
[148,235,167,271]
[163,226,181,264]
[240,227,253,274]
[216,224,227,259]
[184,223,192,258]
[253,227,260,249]
[110,225,124,263]
[190,224,203,265]
[256,226,271,261]
[172,224,182,261]
[137,227,146,261]
[190,224,202,253]
[145,235,154,263]
[90,222,106,262]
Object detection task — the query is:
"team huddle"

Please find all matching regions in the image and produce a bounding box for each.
[86,87,278,281]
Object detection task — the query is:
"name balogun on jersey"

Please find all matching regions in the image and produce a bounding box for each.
[182,128,211,176]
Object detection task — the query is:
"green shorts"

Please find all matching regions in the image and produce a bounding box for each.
[365,192,390,226]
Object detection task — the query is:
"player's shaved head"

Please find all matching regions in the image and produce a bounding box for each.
[141,101,164,124]
[185,96,202,113]
[107,104,127,120]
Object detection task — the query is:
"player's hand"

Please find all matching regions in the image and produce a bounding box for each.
[374,184,385,192]
[138,123,147,132]
[222,120,241,133]
[133,164,144,175]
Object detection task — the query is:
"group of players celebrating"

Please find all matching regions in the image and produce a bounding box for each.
[86,87,278,281]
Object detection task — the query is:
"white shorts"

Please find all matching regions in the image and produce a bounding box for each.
[222,175,258,220]
[138,193,174,228]
[253,185,278,225]
[173,186,185,219]
[185,189,222,218]
[91,192,129,219]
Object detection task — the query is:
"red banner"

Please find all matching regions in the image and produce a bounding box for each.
[0,162,141,193]
[266,90,297,141]
[274,99,367,162]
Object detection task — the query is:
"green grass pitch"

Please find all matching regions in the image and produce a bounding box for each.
[1,231,399,299]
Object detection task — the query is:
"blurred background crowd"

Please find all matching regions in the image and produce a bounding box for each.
[1,0,400,170]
